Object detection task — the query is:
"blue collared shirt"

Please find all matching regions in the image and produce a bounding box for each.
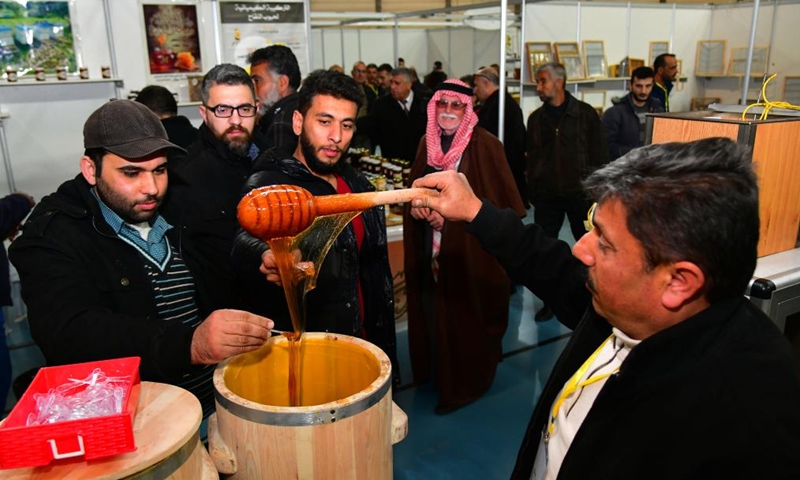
[91,189,173,270]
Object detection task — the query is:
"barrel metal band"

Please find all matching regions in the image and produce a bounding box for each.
[215,379,390,426]
[126,431,200,479]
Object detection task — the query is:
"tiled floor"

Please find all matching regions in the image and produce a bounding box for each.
[392,287,572,480]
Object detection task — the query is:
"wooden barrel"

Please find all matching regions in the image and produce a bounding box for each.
[210,332,407,479]
[0,382,217,479]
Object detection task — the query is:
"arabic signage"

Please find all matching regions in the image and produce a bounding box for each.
[219,1,308,74]
[219,2,304,24]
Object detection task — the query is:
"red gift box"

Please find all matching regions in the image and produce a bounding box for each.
[0,357,141,469]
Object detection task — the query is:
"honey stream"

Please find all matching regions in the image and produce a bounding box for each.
[266,211,361,406]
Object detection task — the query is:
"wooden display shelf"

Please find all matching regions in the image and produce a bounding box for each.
[646,111,800,257]
[520,76,687,88]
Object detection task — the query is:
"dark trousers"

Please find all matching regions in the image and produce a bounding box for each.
[0,309,10,412]
[533,191,591,241]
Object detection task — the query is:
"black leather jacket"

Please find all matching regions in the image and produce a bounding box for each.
[232,156,400,383]
[526,91,609,196]
[253,91,300,161]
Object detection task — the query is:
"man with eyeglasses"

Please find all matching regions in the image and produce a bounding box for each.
[162,63,260,313]
[232,69,401,386]
[9,100,274,419]
[409,138,800,479]
[527,62,609,322]
[403,79,525,414]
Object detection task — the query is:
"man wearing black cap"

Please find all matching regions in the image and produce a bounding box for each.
[9,100,273,417]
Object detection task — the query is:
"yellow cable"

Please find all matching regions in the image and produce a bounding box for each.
[742,73,800,120]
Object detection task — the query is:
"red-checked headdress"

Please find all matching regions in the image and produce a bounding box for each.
[425,80,478,171]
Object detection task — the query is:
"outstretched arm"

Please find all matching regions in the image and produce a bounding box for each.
[410,170,483,223]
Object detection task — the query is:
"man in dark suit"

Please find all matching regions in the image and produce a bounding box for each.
[358,67,430,164]
[474,67,529,208]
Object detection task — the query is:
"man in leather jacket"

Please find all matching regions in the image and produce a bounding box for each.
[232,70,400,385]
[409,138,800,479]
[248,45,301,161]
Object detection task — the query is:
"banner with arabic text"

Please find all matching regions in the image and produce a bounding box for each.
[219,1,308,75]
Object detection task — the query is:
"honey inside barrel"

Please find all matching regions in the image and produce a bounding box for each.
[223,335,382,407]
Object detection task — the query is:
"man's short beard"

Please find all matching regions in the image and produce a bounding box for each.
[95,177,161,224]
[300,131,345,176]
[217,126,252,157]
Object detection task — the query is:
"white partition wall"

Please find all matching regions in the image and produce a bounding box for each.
[705,2,800,104]
[310,27,427,72]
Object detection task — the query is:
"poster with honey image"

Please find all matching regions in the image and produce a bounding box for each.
[142,3,202,75]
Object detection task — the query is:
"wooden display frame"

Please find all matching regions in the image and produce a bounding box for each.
[562,56,585,81]
[553,42,579,62]
[581,90,607,116]
[619,58,645,78]
[554,42,584,80]
[727,46,770,76]
[525,42,554,82]
[649,41,669,67]
[629,58,645,73]
[785,76,800,105]
[582,40,607,78]
[695,40,727,76]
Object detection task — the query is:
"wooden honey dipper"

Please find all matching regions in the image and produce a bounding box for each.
[238,184,437,239]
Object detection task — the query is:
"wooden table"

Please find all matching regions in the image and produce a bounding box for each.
[0,382,216,479]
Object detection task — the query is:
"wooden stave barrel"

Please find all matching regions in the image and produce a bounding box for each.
[211,332,396,480]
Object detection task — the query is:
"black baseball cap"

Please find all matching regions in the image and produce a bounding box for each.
[83,99,186,158]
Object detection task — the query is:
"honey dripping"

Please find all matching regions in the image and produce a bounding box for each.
[266,211,360,406]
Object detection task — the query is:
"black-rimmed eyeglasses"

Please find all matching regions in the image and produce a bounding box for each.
[203,104,257,118]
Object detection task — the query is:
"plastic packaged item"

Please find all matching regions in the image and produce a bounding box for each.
[0,357,142,469]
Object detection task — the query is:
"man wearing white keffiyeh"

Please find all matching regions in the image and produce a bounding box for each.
[403,79,526,414]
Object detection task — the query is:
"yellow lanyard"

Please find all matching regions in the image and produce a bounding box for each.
[548,334,617,437]
[655,82,669,111]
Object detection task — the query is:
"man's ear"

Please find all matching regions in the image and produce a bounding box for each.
[278,74,290,96]
[292,110,303,136]
[661,261,706,310]
[80,156,98,186]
